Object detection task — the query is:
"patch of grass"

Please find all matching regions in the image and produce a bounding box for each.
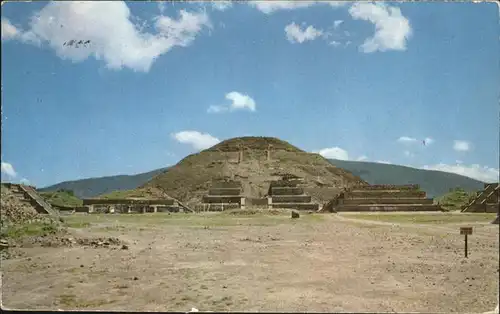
[40,190,83,207]
[0,222,59,239]
[347,213,496,224]
[435,187,477,211]
[65,221,91,228]
[57,293,113,309]
[62,211,326,228]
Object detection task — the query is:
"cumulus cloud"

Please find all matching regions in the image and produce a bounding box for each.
[422,163,499,183]
[1,162,17,178]
[284,23,323,44]
[3,2,211,72]
[316,147,349,160]
[376,160,392,164]
[424,137,434,145]
[20,178,31,185]
[210,1,233,11]
[248,1,346,14]
[333,20,343,28]
[453,140,471,152]
[208,91,256,113]
[397,136,417,144]
[172,130,220,150]
[348,2,412,53]
[356,155,368,161]
[1,18,20,40]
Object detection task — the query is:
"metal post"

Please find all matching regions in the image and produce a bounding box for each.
[464,234,468,258]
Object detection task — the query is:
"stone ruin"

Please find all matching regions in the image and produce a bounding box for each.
[322,184,442,212]
[195,181,245,212]
[461,183,499,214]
[1,183,60,217]
[266,178,319,211]
[81,198,181,214]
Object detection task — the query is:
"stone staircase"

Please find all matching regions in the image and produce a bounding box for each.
[195,181,245,212]
[2,183,60,217]
[461,183,499,213]
[323,184,442,212]
[267,180,319,211]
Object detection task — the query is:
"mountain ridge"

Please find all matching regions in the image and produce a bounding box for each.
[39,160,487,199]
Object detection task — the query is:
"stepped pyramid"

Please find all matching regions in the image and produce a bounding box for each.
[461,183,499,213]
[322,184,442,212]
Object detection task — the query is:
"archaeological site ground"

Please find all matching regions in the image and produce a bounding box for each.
[1,137,498,312]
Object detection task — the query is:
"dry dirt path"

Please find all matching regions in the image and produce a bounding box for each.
[1,213,498,313]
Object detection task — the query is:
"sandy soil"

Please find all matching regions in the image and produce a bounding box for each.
[1,212,498,313]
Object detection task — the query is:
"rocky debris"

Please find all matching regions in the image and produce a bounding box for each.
[20,235,126,249]
[291,211,300,219]
[1,185,60,228]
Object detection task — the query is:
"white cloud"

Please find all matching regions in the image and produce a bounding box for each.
[1,18,20,40]
[424,137,434,145]
[328,40,341,47]
[317,147,349,160]
[333,20,343,28]
[20,178,30,185]
[172,130,220,150]
[348,2,412,53]
[423,163,499,183]
[403,150,414,158]
[211,1,233,11]
[1,162,17,178]
[3,2,211,72]
[284,22,323,44]
[453,140,471,152]
[248,1,346,14]
[208,92,256,113]
[397,136,417,144]
[376,160,392,164]
[157,1,166,14]
[357,155,368,161]
[226,92,256,111]
[207,105,227,113]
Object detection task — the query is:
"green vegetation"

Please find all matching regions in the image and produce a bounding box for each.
[346,212,495,224]
[434,187,478,211]
[0,221,59,239]
[97,188,157,199]
[62,211,325,228]
[40,189,83,207]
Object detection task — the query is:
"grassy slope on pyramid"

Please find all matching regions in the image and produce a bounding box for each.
[101,137,368,206]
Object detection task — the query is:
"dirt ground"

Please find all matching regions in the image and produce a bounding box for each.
[1,211,498,313]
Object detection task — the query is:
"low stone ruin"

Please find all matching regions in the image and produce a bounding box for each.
[82,198,181,214]
[462,183,499,213]
[195,181,245,212]
[267,179,319,211]
[322,184,442,212]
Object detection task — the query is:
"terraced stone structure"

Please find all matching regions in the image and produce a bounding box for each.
[267,178,319,211]
[322,184,442,212]
[195,181,245,212]
[82,198,181,213]
[462,183,499,214]
[1,183,60,217]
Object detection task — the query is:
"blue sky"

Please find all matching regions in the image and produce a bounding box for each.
[1,1,499,187]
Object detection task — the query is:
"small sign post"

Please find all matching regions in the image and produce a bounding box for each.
[460,227,473,258]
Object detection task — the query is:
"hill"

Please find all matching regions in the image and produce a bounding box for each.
[134,137,367,206]
[39,168,168,199]
[40,143,487,200]
[328,159,485,198]
[39,190,83,208]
